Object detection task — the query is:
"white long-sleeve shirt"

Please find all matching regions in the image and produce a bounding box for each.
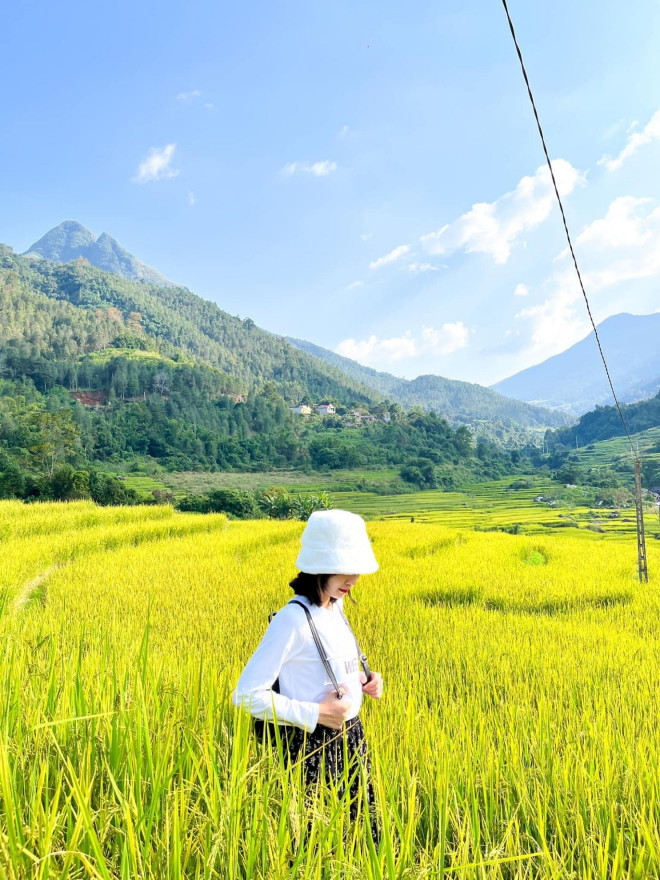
[232,595,363,732]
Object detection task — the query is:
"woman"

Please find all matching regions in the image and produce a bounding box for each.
[232,509,384,842]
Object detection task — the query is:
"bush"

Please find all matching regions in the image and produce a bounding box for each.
[205,489,261,519]
[257,487,333,521]
[152,489,176,505]
[509,478,534,491]
[176,494,208,513]
[50,465,90,501]
[89,472,140,506]
[0,456,27,499]
[400,457,437,489]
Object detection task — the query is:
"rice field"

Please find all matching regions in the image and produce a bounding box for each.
[1,499,659,878]
[335,478,651,537]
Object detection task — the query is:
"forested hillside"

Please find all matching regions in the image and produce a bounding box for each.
[1,246,377,405]
[548,392,660,448]
[288,337,569,432]
[0,243,533,503]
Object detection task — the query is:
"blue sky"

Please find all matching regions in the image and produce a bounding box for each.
[3,0,660,386]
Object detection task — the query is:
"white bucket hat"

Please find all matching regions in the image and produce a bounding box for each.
[295,509,379,575]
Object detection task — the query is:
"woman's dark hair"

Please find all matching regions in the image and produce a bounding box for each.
[289,572,358,606]
[289,572,331,606]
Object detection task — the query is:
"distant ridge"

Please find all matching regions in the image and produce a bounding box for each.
[491,312,660,416]
[287,337,569,430]
[24,221,176,287]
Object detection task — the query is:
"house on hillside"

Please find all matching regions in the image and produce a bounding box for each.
[381,412,391,422]
[291,404,312,415]
[317,404,336,416]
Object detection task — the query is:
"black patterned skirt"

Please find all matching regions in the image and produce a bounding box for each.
[256,715,379,844]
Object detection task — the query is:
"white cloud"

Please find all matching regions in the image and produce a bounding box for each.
[335,322,470,364]
[421,322,470,354]
[132,144,179,184]
[369,244,410,270]
[575,196,653,251]
[420,160,584,264]
[408,262,443,273]
[339,125,350,137]
[514,283,529,296]
[204,102,214,110]
[176,90,201,102]
[360,233,373,241]
[336,333,417,363]
[514,272,587,361]
[576,197,660,290]
[515,194,660,360]
[345,280,364,290]
[281,160,337,177]
[187,190,197,206]
[598,108,660,171]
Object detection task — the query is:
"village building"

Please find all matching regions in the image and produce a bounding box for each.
[290,404,312,415]
[317,403,336,416]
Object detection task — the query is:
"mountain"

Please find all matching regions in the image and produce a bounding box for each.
[549,391,660,450]
[18,222,567,434]
[287,337,569,430]
[1,243,533,488]
[491,313,660,416]
[1,245,377,406]
[24,221,177,287]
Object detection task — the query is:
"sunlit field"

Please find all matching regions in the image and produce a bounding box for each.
[1,500,659,878]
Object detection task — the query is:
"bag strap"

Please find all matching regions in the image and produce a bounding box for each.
[337,606,373,683]
[288,600,344,699]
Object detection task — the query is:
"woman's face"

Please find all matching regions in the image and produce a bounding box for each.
[323,573,360,602]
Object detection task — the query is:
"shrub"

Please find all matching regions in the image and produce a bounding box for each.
[50,465,90,501]
[89,472,140,506]
[509,478,534,491]
[205,489,262,519]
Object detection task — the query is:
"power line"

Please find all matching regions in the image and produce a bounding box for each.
[499,0,637,461]
[500,0,648,582]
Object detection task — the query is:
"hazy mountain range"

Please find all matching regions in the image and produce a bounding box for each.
[19,221,659,429]
[288,337,568,429]
[25,221,176,288]
[492,312,660,416]
[7,221,572,433]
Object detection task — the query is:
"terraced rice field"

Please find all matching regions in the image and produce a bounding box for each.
[574,426,660,469]
[334,478,648,537]
[0,500,658,878]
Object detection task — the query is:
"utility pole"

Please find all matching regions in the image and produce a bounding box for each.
[634,459,648,583]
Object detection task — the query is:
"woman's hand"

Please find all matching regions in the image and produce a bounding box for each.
[360,671,383,699]
[318,688,353,730]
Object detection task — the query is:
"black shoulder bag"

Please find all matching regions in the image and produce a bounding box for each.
[253,599,372,738]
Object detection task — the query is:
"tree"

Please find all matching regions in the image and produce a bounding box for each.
[88,472,139,506]
[400,457,437,489]
[291,491,333,521]
[0,456,26,498]
[153,370,169,396]
[453,426,472,457]
[50,465,90,500]
[204,489,261,518]
[28,410,80,476]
